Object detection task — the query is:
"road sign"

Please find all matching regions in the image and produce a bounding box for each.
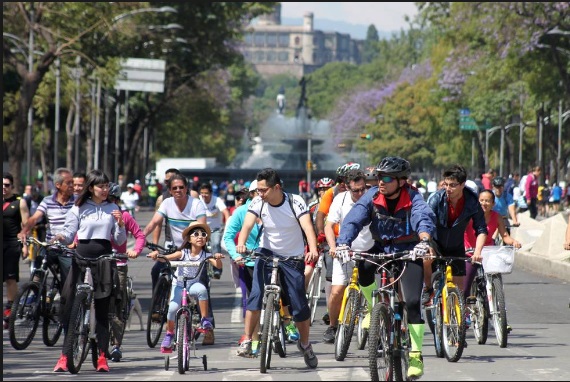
[115,58,166,93]
[459,108,479,130]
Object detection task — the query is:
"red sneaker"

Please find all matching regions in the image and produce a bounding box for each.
[53,354,68,372]
[96,352,109,372]
[238,334,248,345]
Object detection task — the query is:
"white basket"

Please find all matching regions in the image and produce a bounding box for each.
[481,246,515,274]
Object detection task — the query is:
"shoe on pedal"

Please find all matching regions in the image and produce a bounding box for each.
[322,326,337,343]
[110,346,122,362]
[421,288,434,306]
[286,322,300,342]
[202,329,215,345]
[53,354,68,373]
[96,351,109,372]
[236,339,253,357]
[297,342,318,369]
[407,351,424,378]
[198,318,213,333]
[322,312,330,325]
[160,331,174,353]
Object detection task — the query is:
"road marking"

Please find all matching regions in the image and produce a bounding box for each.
[231,287,243,323]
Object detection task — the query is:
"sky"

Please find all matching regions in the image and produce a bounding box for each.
[279,2,419,33]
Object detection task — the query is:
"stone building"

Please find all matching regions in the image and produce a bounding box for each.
[240,4,362,79]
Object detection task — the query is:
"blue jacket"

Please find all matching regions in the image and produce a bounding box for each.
[222,198,260,267]
[337,185,436,253]
[427,187,487,252]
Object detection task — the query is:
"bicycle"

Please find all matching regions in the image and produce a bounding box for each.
[242,251,304,374]
[9,237,67,350]
[349,249,416,381]
[62,250,128,374]
[423,250,467,362]
[465,248,489,346]
[151,254,208,373]
[109,269,136,358]
[334,253,367,362]
[480,245,516,348]
[306,243,326,326]
[145,241,178,348]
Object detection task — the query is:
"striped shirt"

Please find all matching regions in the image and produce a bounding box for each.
[36,193,75,242]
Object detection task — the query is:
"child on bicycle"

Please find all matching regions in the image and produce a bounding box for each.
[148,221,224,352]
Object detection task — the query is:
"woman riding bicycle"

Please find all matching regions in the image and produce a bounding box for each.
[52,169,127,373]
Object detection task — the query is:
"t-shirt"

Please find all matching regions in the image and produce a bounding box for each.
[175,249,212,288]
[200,195,228,231]
[36,194,76,241]
[248,193,308,257]
[158,196,207,247]
[327,191,372,251]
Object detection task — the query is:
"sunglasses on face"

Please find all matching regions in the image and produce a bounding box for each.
[190,230,208,238]
[378,175,396,183]
[171,186,185,191]
[350,186,367,194]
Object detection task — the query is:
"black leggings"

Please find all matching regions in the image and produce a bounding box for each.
[358,257,424,324]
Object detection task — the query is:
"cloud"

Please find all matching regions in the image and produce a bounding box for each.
[280,2,418,32]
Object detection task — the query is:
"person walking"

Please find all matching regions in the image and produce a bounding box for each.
[525,165,541,219]
[235,168,319,368]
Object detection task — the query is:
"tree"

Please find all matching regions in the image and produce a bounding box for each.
[362,25,380,63]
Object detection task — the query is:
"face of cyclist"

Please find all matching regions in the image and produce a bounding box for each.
[199,188,212,203]
[3,178,14,198]
[377,174,404,199]
[169,179,187,199]
[256,180,280,203]
[493,184,504,197]
[478,190,495,213]
[90,183,109,203]
[442,178,465,201]
[348,179,367,202]
[317,186,331,198]
[57,172,74,199]
[73,176,85,195]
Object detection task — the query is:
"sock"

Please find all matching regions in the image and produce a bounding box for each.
[252,340,259,350]
[360,281,378,309]
[408,323,425,352]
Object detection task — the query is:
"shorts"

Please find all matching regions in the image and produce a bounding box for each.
[3,240,22,282]
[331,256,354,286]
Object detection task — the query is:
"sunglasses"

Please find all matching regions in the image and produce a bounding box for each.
[171,186,185,191]
[442,182,461,188]
[3,183,12,187]
[190,230,208,238]
[378,175,396,183]
[350,186,367,194]
[256,187,271,194]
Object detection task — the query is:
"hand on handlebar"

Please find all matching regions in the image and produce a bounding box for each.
[336,244,351,264]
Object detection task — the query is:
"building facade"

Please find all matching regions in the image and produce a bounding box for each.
[240,5,362,79]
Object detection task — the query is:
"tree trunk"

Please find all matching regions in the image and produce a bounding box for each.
[65,105,75,170]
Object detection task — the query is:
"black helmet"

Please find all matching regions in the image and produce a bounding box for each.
[108,182,121,199]
[492,176,505,187]
[376,156,411,178]
[364,166,378,181]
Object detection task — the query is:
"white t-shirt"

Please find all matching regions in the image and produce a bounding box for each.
[158,196,207,247]
[120,190,139,210]
[327,191,373,251]
[248,193,308,257]
[200,195,228,231]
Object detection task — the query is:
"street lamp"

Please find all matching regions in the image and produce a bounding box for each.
[485,125,502,171]
[500,123,520,177]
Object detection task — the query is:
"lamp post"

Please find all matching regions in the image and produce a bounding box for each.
[54,55,60,169]
[27,2,35,186]
[500,123,520,177]
[485,125,502,171]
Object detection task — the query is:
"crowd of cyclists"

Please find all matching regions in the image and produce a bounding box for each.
[3,156,569,378]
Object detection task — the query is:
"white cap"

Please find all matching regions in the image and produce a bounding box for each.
[465,180,478,194]
[249,180,258,191]
[127,183,134,188]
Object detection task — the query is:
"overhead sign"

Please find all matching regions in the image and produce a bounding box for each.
[115,58,166,93]
[459,108,478,130]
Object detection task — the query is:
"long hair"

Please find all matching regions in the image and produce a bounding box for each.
[75,169,110,206]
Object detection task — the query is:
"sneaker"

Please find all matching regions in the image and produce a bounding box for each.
[362,312,371,329]
[236,339,253,357]
[322,312,330,325]
[161,331,174,350]
[238,334,248,345]
[297,342,318,369]
[212,266,222,280]
[202,329,215,345]
[465,313,472,328]
[96,351,109,372]
[322,326,337,343]
[407,351,424,378]
[421,288,434,306]
[286,322,300,342]
[251,340,259,356]
[3,308,11,320]
[53,354,68,372]
[198,318,213,332]
[110,346,122,362]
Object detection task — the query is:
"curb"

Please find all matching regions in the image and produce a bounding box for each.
[514,250,570,282]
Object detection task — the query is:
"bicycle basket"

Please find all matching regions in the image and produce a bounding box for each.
[481,246,515,274]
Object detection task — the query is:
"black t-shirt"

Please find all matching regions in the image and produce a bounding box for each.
[3,195,23,239]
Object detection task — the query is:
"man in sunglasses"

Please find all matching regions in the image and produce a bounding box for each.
[335,156,436,379]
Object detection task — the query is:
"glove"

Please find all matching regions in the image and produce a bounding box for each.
[412,240,430,259]
[336,244,351,264]
[317,233,327,244]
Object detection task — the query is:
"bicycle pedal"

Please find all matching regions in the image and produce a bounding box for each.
[466,296,477,304]
[160,347,173,354]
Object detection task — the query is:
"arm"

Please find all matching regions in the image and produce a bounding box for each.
[565,222,570,250]
[324,220,337,254]
[496,216,521,248]
[124,212,146,258]
[223,213,241,261]
[209,253,224,269]
[299,213,318,258]
[18,209,44,240]
[19,199,30,257]
[236,211,256,252]
[143,211,165,238]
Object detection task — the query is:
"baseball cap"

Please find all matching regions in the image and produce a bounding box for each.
[249,180,258,192]
[127,183,134,188]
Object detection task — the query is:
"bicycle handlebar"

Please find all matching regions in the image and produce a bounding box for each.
[149,253,210,281]
[237,251,305,265]
[145,241,178,254]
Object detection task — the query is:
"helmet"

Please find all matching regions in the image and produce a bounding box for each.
[375,156,411,178]
[336,162,361,177]
[109,182,121,199]
[492,176,505,187]
[364,166,378,181]
[316,177,335,189]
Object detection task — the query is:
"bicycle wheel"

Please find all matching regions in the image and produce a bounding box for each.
[470,275,489,345]
[9,282,41,350]
[490,275,508,348]
[63,291,90,374]
[368,303,392,381]
[273,312,287,358]
[442,286,466,362]
[356,294,369,350]
[392,305,410,381]
[260,293,276,373]
[306,266,322,326]
[147,275,170,348]
[335,288,359,361]
[42,283,63,347]
[177,313,188,374]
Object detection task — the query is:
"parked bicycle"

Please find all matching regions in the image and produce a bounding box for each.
[151,253,208,373]
[306,244,326,326]
[145,241,178,348]
[62,250,128,374]
[423,249,467,362]
[9,237,68,350]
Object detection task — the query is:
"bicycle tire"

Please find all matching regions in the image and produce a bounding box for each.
[147,275,170,348]
[63,290,90,374]
[335,288,359,361]
[42,283,63,347]
[306,266,322,326]
[177,313,188,374]
[273,311,287,358]
[470,273,489,345]
[260,293,276,373]
[356,294,369,350]
[392,304,409,381]
[9,282,42,350]
[90,338,98,369]
[491,275,508,348]
[368,303,392,381]
[442,286,466,362]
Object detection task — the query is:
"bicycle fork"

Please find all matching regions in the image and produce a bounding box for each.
[79,267,97,340]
